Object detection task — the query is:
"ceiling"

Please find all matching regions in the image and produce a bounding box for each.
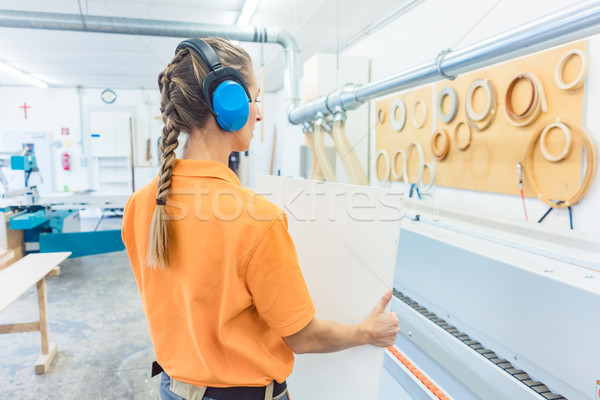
[0,0,415,92]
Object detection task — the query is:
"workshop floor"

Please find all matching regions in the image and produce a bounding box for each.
[0,217,159,399]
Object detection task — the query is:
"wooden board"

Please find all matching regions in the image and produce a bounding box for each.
[256,176,403,400]
[375,41,587,199]
[0,252,71,312]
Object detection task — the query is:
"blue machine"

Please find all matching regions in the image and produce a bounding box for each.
[2,151,125,258]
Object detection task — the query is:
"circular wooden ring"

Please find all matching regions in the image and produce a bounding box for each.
[391,149,405,180]
[377,108,385,124]
[418,162,436,192]
[390,99,407,132]
[437,86,458,124]
[411,100,427,129]
[466,79,496,124]
[375,149,391,184]
[523,119,596,208]
[505,75,535,119]
[453,121,472,151]
[404,142,425,185]
[539,121,572,163]
[555,49,588,90]
[431,129,450,161]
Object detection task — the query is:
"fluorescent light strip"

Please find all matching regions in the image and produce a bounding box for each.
[0,61,48,88]
[236,0,260,26]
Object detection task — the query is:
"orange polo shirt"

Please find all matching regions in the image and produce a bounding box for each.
[122,159,315,388]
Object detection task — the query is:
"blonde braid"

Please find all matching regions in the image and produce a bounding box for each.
[146,50,187,270]
[145,39,253,270]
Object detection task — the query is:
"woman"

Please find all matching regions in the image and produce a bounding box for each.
[122,37,400,400]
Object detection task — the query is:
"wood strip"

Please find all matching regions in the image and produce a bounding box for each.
[269,125,277,175]
[37,278,49,354]
[305,130,324,180]
[313,124,337,182]
[0,321,40,334]
[35,342,57,375]
[0,252,70,312]
[331,119,369,185]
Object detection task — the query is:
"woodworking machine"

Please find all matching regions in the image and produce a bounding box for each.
[378,207,600,400]
[0,151,128,257]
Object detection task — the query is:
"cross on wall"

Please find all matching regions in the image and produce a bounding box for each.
[19,102,31,119]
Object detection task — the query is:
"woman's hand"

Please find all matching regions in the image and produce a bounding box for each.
[361,290,400,347]
[282,290,400,354]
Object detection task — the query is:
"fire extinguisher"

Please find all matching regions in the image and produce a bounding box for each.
[61,152,70,171]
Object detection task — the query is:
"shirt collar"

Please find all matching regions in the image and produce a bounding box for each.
[171,158,241,186]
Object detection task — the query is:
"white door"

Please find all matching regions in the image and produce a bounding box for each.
[89,111,133,195]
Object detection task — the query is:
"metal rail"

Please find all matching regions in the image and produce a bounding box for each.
[288,0,600,125]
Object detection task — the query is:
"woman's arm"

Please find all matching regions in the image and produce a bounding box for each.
[282,290,400,354]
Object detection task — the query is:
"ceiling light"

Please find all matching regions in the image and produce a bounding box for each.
[0,61,48,89]
[236,0,260,26]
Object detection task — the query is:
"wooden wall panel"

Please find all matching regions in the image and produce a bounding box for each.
[375,41,588,200]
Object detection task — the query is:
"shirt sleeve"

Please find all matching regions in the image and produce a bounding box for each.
[245,213,316,337]
[121,194,135,245]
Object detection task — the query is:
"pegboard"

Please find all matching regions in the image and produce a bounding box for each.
[375,85,435,187]
[375,41,588,200]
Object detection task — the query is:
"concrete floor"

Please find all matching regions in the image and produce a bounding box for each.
[0,217,159,399]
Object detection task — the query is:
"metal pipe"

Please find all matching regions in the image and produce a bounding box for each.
[289,0,600,125]
[0,10,301,106]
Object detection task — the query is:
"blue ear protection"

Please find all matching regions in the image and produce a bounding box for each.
[175,39,251,132]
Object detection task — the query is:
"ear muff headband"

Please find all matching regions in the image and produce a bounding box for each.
[175,39,251,132]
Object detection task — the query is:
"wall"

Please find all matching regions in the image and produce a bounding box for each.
[247,88,305,188]
[265,0,600,235]
[0,86,161,194]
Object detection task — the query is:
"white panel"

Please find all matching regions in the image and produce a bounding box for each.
[256,175,403,400]
[0,252,71,312]
[89,111,131,157]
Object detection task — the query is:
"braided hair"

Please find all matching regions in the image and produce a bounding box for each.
[147,38,253,270]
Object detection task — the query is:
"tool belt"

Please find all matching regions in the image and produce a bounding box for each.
[153,361,288,400]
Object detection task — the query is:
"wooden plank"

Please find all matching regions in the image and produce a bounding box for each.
[0,252,71,312]
[37,278,49,354]
[0,321,40,334]
[256,176,402,400]
[35,342,57,375]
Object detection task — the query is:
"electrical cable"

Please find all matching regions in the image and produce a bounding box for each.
[537,201,573,230]
[516,161,528,221]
